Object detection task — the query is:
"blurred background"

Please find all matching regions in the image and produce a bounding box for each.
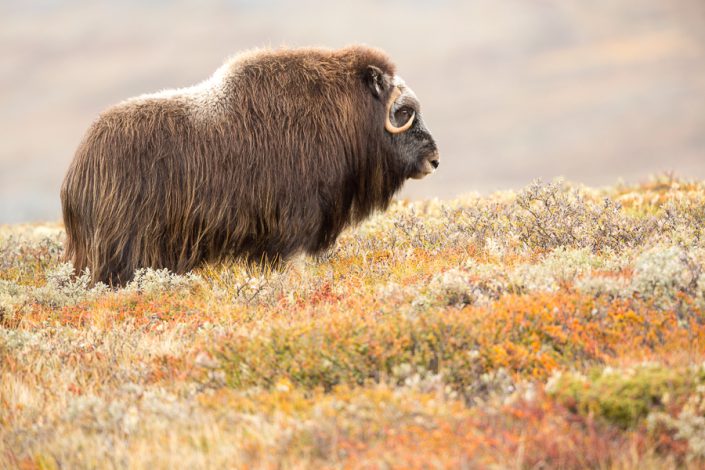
[2,0,705,223]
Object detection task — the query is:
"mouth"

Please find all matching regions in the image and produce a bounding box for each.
[410,152,440,180]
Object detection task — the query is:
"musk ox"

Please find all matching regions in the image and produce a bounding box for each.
[61,45,440,285]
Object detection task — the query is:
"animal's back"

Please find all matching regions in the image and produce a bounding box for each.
[61,64,332,285]
[62,98,205,285]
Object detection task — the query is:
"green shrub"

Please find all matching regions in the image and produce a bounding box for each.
[548,364,705,429]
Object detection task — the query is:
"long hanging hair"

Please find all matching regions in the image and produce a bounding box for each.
[61,46,408,285]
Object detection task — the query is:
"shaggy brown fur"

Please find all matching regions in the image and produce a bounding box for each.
[61,46,437,285]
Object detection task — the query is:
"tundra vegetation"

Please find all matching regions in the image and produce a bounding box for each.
[2,175,705,468]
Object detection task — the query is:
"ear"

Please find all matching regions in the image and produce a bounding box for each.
[364,65,389,100]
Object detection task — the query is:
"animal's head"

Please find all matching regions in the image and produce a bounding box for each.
[365,65,439,180]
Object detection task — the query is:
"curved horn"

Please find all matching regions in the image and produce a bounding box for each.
[385,87,415,134]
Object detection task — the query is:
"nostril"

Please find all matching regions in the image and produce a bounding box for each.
[430,159,439,169]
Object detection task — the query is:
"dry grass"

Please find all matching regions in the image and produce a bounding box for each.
[2,176,705,468]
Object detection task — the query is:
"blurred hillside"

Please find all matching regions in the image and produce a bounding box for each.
[1,0,704,223]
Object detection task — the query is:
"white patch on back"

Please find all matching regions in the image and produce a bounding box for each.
[126,62,232,122]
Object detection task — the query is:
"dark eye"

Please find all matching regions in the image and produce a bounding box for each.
[394,106,414,125]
